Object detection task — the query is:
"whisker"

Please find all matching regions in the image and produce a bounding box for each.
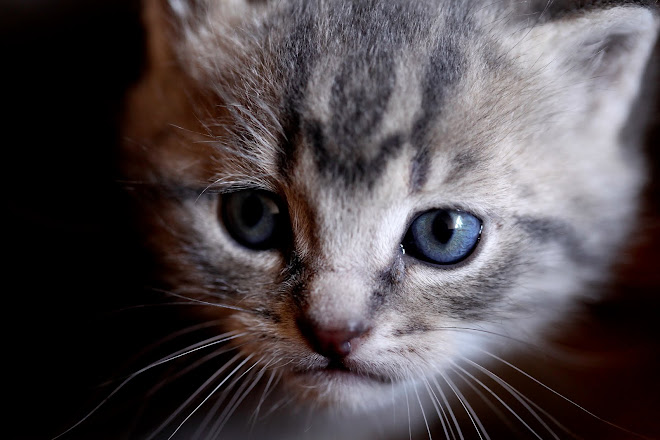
[208,356,268,437]
[391,381,398,426]
[457,356,579,440]
[217,362,269,431]
[110,302,230,313]
[167,123,216,140]
[52,332,245,440]
[262,392,296,420]
[193,368,243,438]
[166,353,255,440]
[438,370,490,440]
[423,377,452,440]
[447,363,520,436]
[144,342,250,400]
[131,344,248,440]
[435,325,604,367]
[144,351,246,440]
[413,380,433,440]
[95,320,230,390]
[431,376,464,440]
[133,331,244,376]
[193,354,264,439]
[403,380,413,440]
[127,319,225,363]
[479,349,654,440]
[433,326,545,351]
[151,288,254,314]
[249,368,281,427]
[449,361,550,440]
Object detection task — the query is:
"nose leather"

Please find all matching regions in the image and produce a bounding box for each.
[297,318,369,360]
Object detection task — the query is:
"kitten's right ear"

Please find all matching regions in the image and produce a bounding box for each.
[142,0,258,69]
[163,0,212,29]
[167,0,202,18]
[162,0,257,29]
[121,0,215,149]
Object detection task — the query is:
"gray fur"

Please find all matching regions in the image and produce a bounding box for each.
[121,0,659,437]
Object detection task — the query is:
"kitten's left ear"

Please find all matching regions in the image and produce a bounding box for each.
[569,6,658,91]
[521,6,659,114]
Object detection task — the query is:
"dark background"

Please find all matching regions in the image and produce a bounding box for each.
[3,1,152,438]
[3,1,659,439]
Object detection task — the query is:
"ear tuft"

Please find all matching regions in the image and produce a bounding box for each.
[508,5,659,135]
[166,0,209,23]
[517,6,659,105]
[572,6,659,86]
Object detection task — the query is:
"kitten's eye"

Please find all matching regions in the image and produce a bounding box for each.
[221,190,285,250]
[403,209,482,265]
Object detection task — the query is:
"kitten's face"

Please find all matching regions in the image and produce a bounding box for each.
[124,0,658,411]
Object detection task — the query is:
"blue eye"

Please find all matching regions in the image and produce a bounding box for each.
[403,209,482,265]
[221,190,286,250]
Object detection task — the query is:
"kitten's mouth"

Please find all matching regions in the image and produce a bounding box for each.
[294,361,392,384]
[286,361,396,410]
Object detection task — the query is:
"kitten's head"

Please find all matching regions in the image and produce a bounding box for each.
[123,0,659,410]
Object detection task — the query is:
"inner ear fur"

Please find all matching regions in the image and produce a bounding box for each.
[516,5,659,107]
[567,6,660,87]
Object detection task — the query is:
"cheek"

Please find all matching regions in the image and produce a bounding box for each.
[355,308,461,375]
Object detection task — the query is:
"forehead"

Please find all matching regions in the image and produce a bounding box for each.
[264,0,474,189]
[192,0,540,209]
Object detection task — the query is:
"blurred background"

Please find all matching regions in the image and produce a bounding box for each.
[3,1,659,439]
[4,1,150,438]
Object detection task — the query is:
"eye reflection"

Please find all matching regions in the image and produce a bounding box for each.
[402,209,482,265]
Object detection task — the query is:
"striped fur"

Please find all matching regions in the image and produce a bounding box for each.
[121,0,659,437]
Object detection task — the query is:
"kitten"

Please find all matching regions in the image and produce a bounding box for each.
[70,0,660,439]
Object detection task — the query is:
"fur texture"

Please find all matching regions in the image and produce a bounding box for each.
[114,0,659,438]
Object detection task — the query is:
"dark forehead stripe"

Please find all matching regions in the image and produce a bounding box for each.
[303,2,421,187]
[442,150,481,186]
[272,1,468,188]
[274,3,321,178]
[324,0,428,152]
[328,51,396,157]
[410,16,468,192]
[301,46,400,187]
[304,119,405,187]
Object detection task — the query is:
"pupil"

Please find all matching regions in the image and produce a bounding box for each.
[241,195,265,227]
[432,211,454,244]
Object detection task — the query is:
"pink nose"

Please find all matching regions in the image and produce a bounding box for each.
[297,318,369,360]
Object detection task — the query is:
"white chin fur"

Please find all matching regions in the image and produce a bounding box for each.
[286,370,405,412]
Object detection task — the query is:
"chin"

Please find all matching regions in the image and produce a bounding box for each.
[285,367,402,412]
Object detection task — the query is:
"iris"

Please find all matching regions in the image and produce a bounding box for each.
[403,209,482,265]
[221,190,285,250]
